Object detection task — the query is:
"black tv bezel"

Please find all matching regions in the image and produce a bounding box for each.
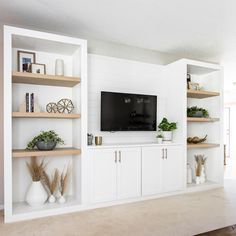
[100,91,157,132]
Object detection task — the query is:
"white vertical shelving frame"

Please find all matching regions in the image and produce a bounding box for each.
[4,26,87,222]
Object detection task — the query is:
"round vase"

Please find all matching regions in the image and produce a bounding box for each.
[48,194,56,203]
[26,181,48,207]
[55,59,64,76]
[58,195,66,204]
[157,138,163,144]
[162,131,173,142]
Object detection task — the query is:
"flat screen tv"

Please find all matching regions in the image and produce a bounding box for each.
[101,91,157,131]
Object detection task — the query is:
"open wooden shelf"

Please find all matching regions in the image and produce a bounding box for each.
[187,89,220,99]
[187,117,219,122]
[12,71,80,87]
[12,148,81,157]
[12,112,81,119]
[187,143,220,149]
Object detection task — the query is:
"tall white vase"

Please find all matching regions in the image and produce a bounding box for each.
[26,181,48,207]
[55,59,64,76]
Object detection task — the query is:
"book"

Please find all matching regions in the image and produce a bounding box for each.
[25,93,29,112]
[30,93,34,112]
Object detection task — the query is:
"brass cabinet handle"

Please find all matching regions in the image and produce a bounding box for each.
[162,148,164,159]
[119,151,121,162]
[115,151,117,163]
[165,148,167,159]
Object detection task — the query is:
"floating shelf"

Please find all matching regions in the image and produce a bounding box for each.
[12,148,81,157]
[12,71,80,87]
[187,90,220,99]
[187,117,219,122]
[12,112,81,119]
[187,143,220,149]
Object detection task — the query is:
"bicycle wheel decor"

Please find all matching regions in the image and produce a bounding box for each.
[46,102,58,113]
[57,99,74,114]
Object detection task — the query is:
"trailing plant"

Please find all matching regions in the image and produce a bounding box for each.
[42,169,59,195]
[26,130,64,150]
[26,156,48,182]
[158,118,177,131]
[187,106,209,118]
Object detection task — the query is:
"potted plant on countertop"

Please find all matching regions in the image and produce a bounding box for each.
[156,130,163,144]
[26,157,48,207]
[158,117,177,142]
[26,130,64,150]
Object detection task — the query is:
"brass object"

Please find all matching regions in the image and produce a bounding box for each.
[95,136,102,145]
[187,135,207,144]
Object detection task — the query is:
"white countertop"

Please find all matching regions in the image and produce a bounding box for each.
[87,142,183,149]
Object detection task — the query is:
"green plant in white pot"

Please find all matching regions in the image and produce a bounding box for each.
[158,118,177,142]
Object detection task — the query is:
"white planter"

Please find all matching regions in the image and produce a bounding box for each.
[55,59,64,76]
[26,181,48,207]
[162,131,173,141]
[157,138,163,144]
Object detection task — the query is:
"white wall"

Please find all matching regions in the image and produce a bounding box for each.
[87,54,165,144]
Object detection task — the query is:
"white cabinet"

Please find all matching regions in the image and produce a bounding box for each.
[142,146,184,196]
[162,146,184,192]
[90,149,117,203]
[142,147,162,196]
[117,148,141,199]
[90,147,141,203]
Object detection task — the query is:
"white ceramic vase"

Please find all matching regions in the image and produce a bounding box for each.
[58,195,66,204]
[55,59,64,76]
[48,194,56,203]
[157,138,163,144]
[162,131,173,142]
[26,181,48,207]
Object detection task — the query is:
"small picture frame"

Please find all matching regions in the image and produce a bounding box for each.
[17,50,36,72]
[31,63,46,74]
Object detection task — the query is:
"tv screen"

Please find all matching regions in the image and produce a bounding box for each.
[101,91,157,131]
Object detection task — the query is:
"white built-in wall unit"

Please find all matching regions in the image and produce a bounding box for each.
[4,26,223,223]
[4,26,87,222]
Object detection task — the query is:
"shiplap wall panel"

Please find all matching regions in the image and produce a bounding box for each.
[87,54,165,144]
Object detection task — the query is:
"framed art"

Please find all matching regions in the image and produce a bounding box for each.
[17,50,36,72]
[31,63,46,74]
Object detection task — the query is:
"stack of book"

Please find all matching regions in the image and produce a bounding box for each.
[25,93,34,112]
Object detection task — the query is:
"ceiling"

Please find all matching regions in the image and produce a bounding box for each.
[1,0,236,89]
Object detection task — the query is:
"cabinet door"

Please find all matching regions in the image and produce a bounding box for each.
[142,147,163,196]
[90,149,117,203]
[117,147,141,200]
[162,146,184,192]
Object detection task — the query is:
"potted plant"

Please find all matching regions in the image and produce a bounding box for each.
[26,130,64,150]
[158,117,177,142]
[187,106,209,118]
[156,130,163,144]
[25,157,48,207]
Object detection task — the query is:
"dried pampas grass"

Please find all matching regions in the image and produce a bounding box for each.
[60,165,71,196]
[26,156,48,181]
[42,169,59,195]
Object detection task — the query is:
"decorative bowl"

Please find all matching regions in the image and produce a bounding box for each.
[36,141,57,150]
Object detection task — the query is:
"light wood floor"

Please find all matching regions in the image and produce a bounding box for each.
[1,180,236,236]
